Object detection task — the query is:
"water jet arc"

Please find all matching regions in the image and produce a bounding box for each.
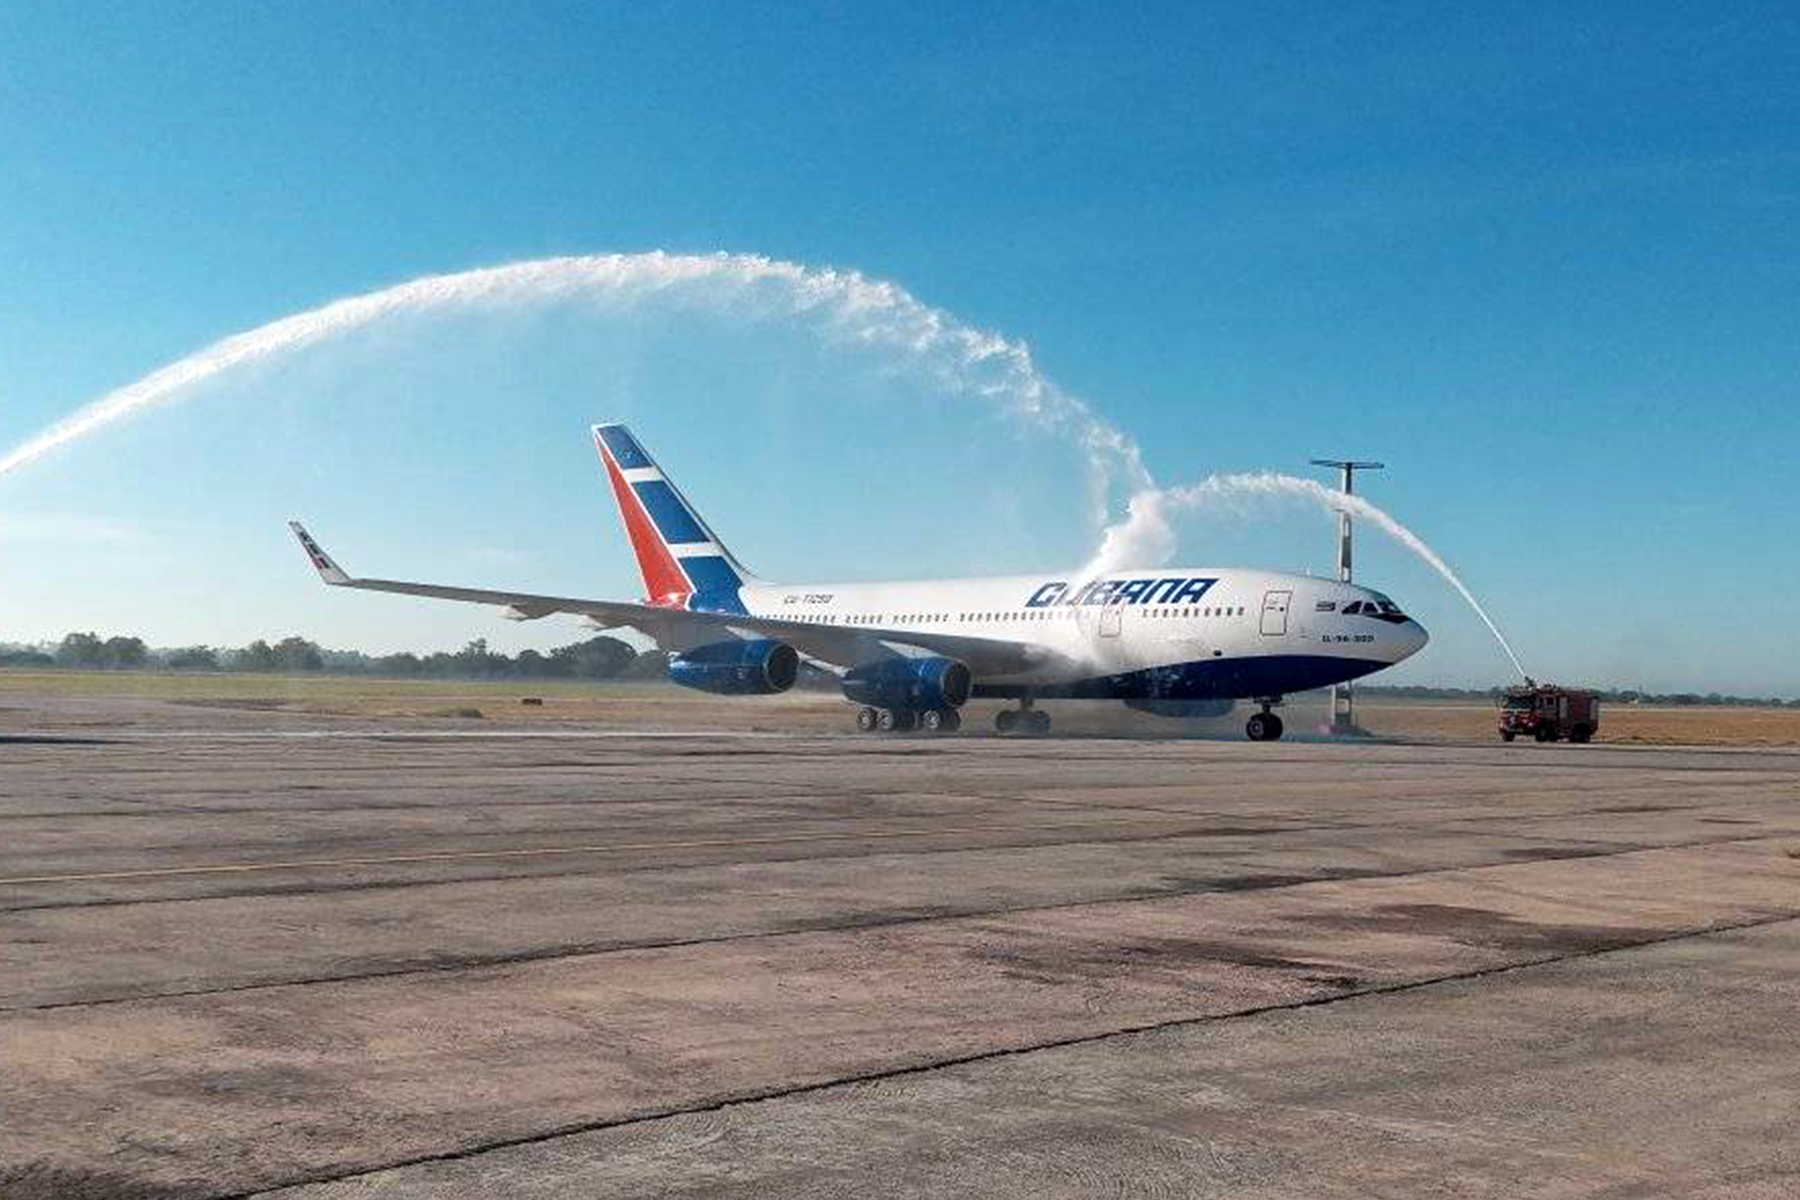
[0,250,1525,679]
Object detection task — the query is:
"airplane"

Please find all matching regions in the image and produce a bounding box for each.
[289,423,1428,740]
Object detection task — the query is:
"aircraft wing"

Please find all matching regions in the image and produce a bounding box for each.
[289,523,1065,676]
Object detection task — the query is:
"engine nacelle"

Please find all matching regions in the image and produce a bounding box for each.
[842,657,972,711]
[1124,698,1236,720]
[668,639,799,696]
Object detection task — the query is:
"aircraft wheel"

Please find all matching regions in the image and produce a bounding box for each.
[996,709,1020,734]
[855,707,880,733]
[1028,710,1052,735]
[891,709,918,733]
[940,708,962,733]
[876,708,900,733]
[919,708,951,734]
[1263,714,1284,740]
[1246,713,1273,741]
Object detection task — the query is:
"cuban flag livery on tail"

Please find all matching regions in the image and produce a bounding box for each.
[290,424,1428,739]
[592,424,755,615]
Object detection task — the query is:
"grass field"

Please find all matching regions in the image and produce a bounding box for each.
[0,668,626,703]
[1352,699,1800,746]
[3,669,1797,744]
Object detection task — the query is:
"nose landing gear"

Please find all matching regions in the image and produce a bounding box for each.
[996,696,1051,736]
[1245,698,1285,742]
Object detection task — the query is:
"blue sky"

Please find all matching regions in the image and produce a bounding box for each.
[2,3,1797,694]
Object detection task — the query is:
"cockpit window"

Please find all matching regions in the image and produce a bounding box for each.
[1343,597,1406,621]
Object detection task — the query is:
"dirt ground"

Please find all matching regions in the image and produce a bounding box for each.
[2,670,1794,745]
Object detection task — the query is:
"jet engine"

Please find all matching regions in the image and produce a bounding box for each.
[1124,698,1236,720]
[668,639,799,696]
[842,657,972,711]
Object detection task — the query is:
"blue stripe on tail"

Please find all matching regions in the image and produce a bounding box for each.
[680,555,743,592]
[596,425,653,469]
[681,555,746,614]
[630,480,710,545]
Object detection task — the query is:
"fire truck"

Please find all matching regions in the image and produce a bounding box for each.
[1499,683,1600,743]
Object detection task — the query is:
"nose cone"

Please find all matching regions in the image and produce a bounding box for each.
[1395,618,1429,662]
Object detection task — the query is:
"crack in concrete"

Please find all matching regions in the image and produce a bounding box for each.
[216,909,1800,1200]
[6,832,1787,1014]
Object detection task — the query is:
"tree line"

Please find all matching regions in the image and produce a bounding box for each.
[0,632,665,682]
[2,634,1793,705]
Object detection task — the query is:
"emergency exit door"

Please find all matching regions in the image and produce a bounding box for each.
[1260,590,1292,636]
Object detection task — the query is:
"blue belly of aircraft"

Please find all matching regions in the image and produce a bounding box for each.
[975,655,1390,701]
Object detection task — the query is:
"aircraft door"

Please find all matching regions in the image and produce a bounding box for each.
[1259,590,1292,636]
[1099,604,1123,638]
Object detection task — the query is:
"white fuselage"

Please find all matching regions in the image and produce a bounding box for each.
[731,567,1428,699]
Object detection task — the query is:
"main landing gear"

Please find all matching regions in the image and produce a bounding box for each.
[1245,698,1285,742]
[854,706,961,735]
[995,697,1051,736]
[850,697,1051,737]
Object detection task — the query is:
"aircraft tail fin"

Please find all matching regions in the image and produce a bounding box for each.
[590,424,762,610]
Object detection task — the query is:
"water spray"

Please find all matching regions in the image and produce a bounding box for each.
[0,252,1152,519]
[0,250,1526,677]
[1091,471,1530,681]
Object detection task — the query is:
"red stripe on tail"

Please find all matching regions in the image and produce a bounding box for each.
[595,432,691,606]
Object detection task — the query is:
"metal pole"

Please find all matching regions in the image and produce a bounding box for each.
[1310,459,1384,735]
[1337,464,1353,582]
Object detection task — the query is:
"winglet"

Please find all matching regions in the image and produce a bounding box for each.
[288,521,353,585]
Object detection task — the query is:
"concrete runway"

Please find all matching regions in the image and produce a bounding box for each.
[3,696,1798,1199]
